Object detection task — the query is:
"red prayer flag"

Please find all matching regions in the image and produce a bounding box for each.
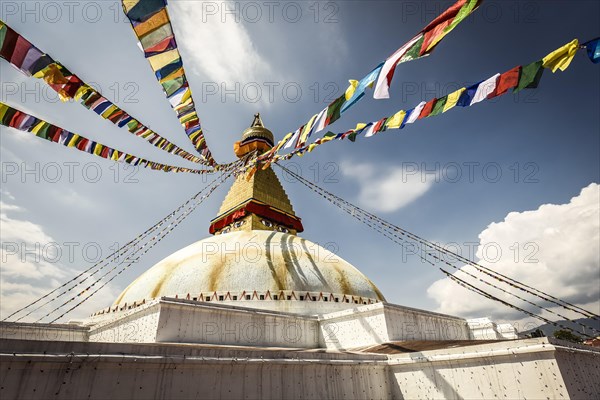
[145,36,176,56]
[419,98,437,119]
[10,36,32,68]
[422,0,467,32]
[51,128,64,143]
[77,138,89,151]
[374,117,388,133]
[489,66,521,98]
[8,110,24,127]
[107,110,126,123]
[421,20,453,56]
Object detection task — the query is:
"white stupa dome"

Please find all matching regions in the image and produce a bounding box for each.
[113,230,385,315]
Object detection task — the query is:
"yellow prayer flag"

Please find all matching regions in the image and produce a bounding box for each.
[93,144,103,156]
[74,85,94,102]
[344,80,359,101]
[320,135,336,144]
[275,132,293,152]
[426,30,450,53]
[122,0,141,14]
[385,110,406,129]
[175,97,193,111]
[159,68,184,83]
[180,113,198,124]
[67,134,80,147]
[542,39,579,73]
[189,130,202,142]
[30,121,46,135]
[148,49,180,71]
[298,114,318,145]
[111,150,120,161]
[181,88,192,103]
[34,64,67,85]
[443,87,466,113]
[101,105,118,118]
[134,8,169,38]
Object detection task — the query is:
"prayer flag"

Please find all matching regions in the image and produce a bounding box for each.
[489,67,520,98]
[583,38,600,64]
[471,73,500,105]
[514,61,544,93]
[542,39,579,73]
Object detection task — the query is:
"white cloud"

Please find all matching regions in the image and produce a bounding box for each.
[0,198,118,322]
[1,209,54,244]
[427,183,600,326]
[1,124,37,143]
[341,161,435,213]
[0,201,21,212]
[0,275,120,323]
[169,1,274,90]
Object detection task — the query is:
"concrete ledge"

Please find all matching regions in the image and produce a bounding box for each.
[0,321,89,342]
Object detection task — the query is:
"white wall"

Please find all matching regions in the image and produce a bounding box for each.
[0,322,88,342]
[88,299,321,348]
[155,299,320,348]
[318,303,471,350]
[0,340,391,400]
[88,300,478,350]
[1,337,598,399]
[387,338,600,399]
[89,303,160,343]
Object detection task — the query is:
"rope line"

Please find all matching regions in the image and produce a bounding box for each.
[3,170,233,323]
[43,170,233,323]
[275,163,598,337]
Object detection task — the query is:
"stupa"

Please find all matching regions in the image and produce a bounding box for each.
[108,113,385,318]
[1,116,598,399]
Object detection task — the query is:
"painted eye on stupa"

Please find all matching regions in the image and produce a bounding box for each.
[233,220,245,228]
[277,226,289,233]
[261,219,273,228]
[222,227,231,234]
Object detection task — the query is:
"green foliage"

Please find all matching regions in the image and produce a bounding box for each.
[553,329,583,343]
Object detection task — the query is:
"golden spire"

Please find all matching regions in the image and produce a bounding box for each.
[210,115,303,235]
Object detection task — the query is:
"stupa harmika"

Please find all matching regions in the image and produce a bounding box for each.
[1,116,598,399]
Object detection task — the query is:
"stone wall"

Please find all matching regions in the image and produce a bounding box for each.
[1,338,598,399]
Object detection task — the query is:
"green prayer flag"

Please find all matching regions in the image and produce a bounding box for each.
[429,96,447,117]
[0,24,7,50]
[36,123,52,140]
[140,24,172,49]
[514,60,544,93]
[399,35,425,63]
[446,0,479,32]
[162,77,185,97]
[1,107,17,125]
[326,95,346,125]
[127,119,140,132]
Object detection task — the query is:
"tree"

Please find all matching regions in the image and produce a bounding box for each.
[530,328,545,338]
[553,329,582,343]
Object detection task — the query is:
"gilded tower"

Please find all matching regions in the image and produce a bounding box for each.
[209,114,304,235]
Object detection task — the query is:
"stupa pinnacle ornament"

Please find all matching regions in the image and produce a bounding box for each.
[210,115,304,235]
[233,113,275,158]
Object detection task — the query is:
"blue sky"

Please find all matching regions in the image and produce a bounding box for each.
[1,0,598,324]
